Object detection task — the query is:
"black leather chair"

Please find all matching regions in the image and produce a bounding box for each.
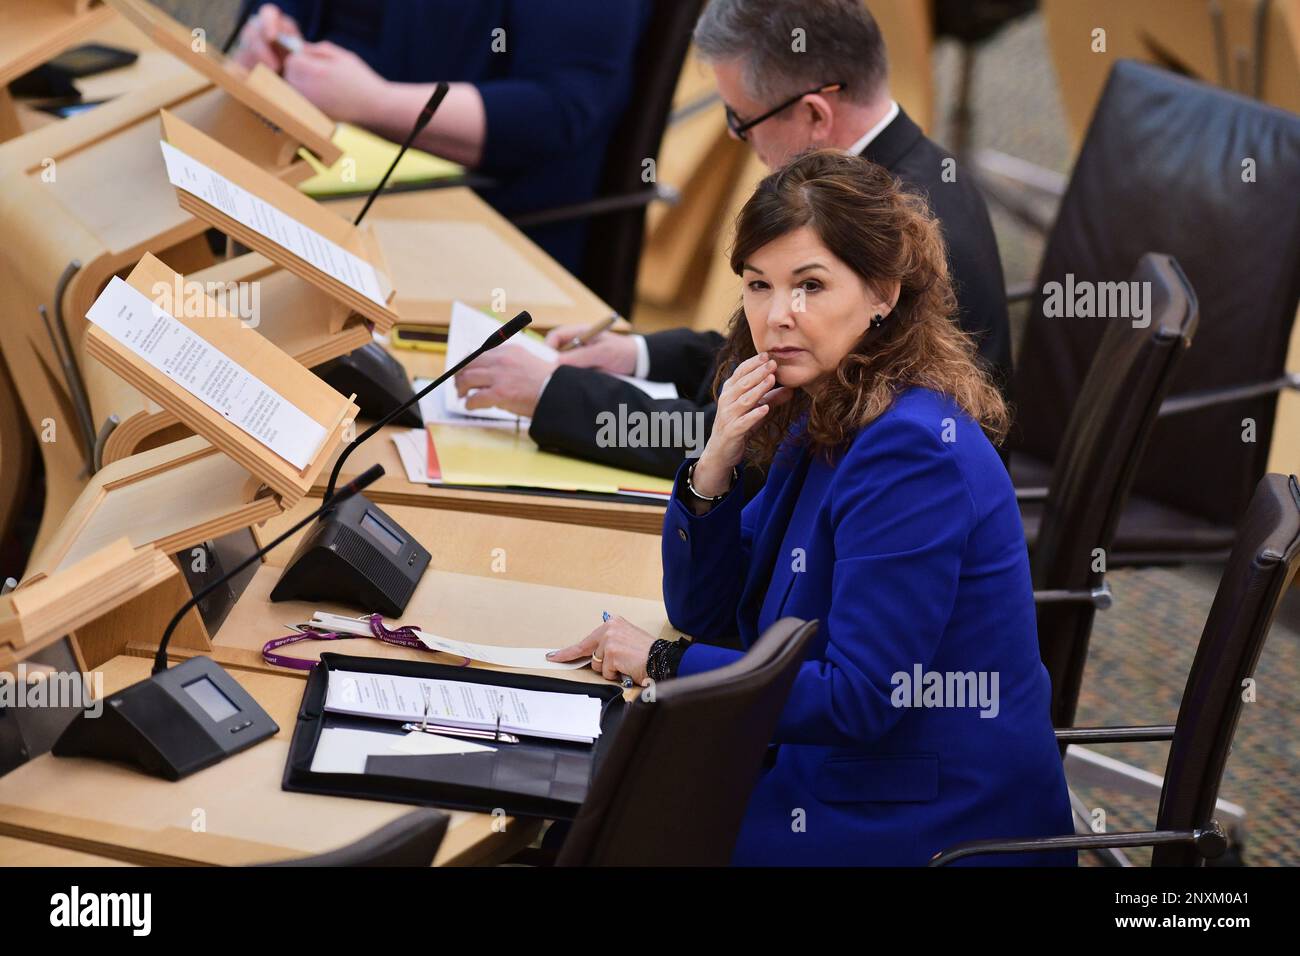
[1028,253,1198,729]
[932,473,1300,866]
[1010,60,1300,566]
[255,808,449,867]
[512,0,704,321]
[555,617,818,866]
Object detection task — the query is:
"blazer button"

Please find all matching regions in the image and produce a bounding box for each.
[677,528,688,542]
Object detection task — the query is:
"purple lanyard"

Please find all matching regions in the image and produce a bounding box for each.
[261,614,472,671]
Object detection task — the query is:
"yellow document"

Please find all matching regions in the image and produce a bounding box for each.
[297,123,463,197]
[429,425,674,496]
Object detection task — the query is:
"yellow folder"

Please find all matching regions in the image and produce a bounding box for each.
[429,425,674,497]
[297,123,463,197]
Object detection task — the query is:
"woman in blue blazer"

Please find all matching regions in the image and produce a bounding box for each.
[551,150,1074,866]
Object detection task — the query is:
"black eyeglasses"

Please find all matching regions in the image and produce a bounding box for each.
[724,82,847,141]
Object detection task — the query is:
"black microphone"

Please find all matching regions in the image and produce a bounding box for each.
[152,464,384,674]
[353,81,451,227]
[324,310,532,499]
[273,312,531,616]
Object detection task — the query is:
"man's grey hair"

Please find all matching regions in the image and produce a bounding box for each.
[694,0,888,106]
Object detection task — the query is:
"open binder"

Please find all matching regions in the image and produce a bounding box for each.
[282,653,627,819]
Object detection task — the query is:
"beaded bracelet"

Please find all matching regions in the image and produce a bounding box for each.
[646,637,691,682]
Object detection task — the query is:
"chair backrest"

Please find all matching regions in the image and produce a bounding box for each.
[1153,473,1300,865]
[255,808,449,867]
[557,617,818,866]
[576,0,704,320]
[1032,253,1198,727]
[1011,60,1300,535]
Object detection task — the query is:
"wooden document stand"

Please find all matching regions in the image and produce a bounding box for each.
[1,536,206,673]
[158,109,397,329]
[86,110,398,465]
[0,2,345,551]
[0,0,117,142]
[106,0,342,168]
[29,254,357,582]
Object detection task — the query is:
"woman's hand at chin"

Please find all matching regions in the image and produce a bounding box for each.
[692,352,792,496]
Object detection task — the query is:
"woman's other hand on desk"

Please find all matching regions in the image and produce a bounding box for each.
[231,4,302,73]
[544,325,638,376]
[547,615,655,686]
[692,353,791,496]
[454,346,557,418]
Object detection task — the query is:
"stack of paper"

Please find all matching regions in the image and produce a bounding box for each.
[325,670,605,744]
[444,302,678,426]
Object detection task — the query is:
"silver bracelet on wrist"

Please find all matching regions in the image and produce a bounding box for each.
[685,461,736,503]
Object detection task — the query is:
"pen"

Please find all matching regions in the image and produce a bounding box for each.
[560,314,618,352]
[602,611,635,689]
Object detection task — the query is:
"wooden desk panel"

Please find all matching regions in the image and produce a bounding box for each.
[0,656,537,866]
[205,499,670,678]
[0,834,133,867]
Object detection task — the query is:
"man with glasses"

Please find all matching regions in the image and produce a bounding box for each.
[458,0,1012,479]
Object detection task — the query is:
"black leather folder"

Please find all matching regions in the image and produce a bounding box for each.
[282,653,626,819]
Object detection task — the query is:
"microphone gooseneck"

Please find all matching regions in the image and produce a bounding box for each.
[353,81,451,227]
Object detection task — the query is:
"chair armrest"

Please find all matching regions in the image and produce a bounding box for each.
[1054,725,1175,744]
[929,822,1226,866]
[1015,485,1049,502]
[1158,372,1300,417]
[1033,581,1113,609]
[510,185,679,229]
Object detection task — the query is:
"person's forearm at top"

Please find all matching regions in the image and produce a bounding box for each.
[362,80,487,168]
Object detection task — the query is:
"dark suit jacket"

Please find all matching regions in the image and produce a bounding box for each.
[530,107,1011,478]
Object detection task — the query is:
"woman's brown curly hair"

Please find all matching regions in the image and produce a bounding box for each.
[713,148,1009,467]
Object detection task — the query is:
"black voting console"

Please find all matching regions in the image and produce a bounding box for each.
[50,467,385,781]
[312,343,422,429]
[272,310,533,617]
[52,656,277,781]
[282,654,626,819]
[270,494,430,618]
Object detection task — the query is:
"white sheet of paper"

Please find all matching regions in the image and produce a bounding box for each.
[310,610,591,671]
[310,726,404,774]
[444,302,678,422]
[391,429,439,485]
[324,669,603,743]
[160,140,387,306]
[86,277,327,469]
[390,731,497,756]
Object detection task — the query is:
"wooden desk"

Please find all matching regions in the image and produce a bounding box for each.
[187,499,671,678]
[0,834,133,867]
[0,656,539,866]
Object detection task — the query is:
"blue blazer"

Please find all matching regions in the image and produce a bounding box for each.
[663,388,1075,866]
